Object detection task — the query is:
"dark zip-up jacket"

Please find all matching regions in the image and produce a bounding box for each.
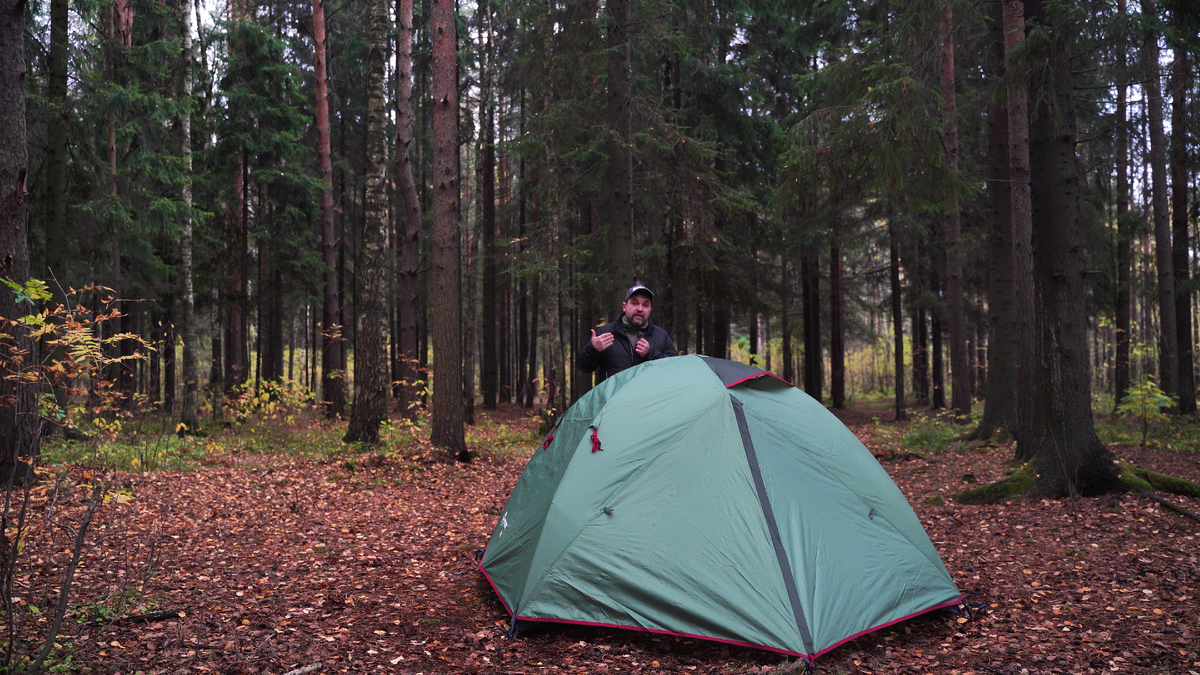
[577,317,678,382]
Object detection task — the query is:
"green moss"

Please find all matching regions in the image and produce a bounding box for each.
[953,461,1036,504]
[924,495,944,506]
[1119,460,1200,497]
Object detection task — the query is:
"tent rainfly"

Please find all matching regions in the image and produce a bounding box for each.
[479,355,961,663]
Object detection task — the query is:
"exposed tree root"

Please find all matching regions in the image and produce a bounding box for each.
[1117,459,1200,523]
[953,457,1200,510]
[953,460,1036,504]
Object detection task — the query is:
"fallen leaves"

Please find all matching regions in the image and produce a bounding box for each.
[6,404,1198,674]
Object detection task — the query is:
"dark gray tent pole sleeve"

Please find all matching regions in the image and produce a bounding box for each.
[730,393,815,656]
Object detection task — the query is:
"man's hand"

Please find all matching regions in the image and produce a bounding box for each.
[590,329,614,352]
[635,337,650,356]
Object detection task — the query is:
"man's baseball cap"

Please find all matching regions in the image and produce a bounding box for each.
[625,284,654,301]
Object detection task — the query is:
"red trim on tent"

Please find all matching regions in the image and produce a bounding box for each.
[725,372,793,389]
[506,614,809,659]
[478,552,960,662]
[476,557,514,616]
[812,596,964,659]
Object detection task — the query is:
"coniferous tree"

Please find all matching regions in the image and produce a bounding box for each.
[1113,0,1133,408]
[344,0,389,444]
[1169,30,1193,413]
[178,0,199,433]
[312,0,343,418]
[395,0,421,420]
[0,0,38,481]
[941,0,970,417]
[430,0,467,460]
[972,0,1018,440]
[1141,0,1178,405]
[1026,0,1120,496]
[1007,0,1036,459]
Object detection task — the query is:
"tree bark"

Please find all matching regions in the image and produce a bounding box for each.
[1170,47,1194,414]
[1114,0,1132,409]
[1026,0,1120,497]
[801,241,821,401]
[479,41,497,410]
[1006,0,1036,459]
[44,0,68,294]
[395,0,421,420]
[830,240,845,408]
[941,1,970,417]
[1141,0,1178,403]
[974,0,1018,439]
[178,0,199,433]
[931,264,945,409]
[0,0,39,481]
[313,0,344,417]
[781,255,792,384]
[889,215,906,421]
[344,0,390,444]
[523,276,540,409]
[430,0,468,460]
[605,0,633,306]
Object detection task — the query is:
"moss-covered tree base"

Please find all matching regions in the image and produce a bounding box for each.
[953,456,1200,508]
[954,460,1037,504]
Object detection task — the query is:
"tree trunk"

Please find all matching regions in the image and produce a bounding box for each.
[1114,0,1132,408]
[226,153,247,393]
[480,83,497,411]
[931,265,945,410]
[395,0,421,420]
[0,0,39,481]
[44,0,68,294]
[1141,0,1178,403]
[1026,0,1120,497]
[830,241,845,408]
[889,216,906,421]
[781,256,793,384]
[524,276,540,409]
[605,0,633,305]
[344,0,390,444]
[914,306,928,405]
[211,288,224,420]
[1006,0,1036,459]
[313,0,344,418]
[430,0,468,460]
[178,0,199,433]
[974,0,1018,439]
[941,1,970,417]
[1170,47,1194,414]
[801,241,821,401]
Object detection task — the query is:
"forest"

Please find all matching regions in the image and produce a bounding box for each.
[0,0,1199,671]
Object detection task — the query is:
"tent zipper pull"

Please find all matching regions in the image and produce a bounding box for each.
[590,426,602,452]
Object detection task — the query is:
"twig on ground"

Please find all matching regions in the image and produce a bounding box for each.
[29,481,104,673]
[282,663,324,675]
[1139,490,1200,523]
[118,607,187,624]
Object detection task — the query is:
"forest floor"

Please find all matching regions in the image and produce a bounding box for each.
[9,400,1199,675]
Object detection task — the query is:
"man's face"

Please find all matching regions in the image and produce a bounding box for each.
[622,293,653,328]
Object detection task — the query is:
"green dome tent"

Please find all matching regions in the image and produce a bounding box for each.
[479,355,960,662]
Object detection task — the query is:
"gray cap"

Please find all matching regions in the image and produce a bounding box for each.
[625,284,654,301]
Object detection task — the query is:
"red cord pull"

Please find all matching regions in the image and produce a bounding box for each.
[541,431,554,449]
[590,426,602,452]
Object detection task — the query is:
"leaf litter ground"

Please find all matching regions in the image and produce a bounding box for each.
[14,404,1198,674]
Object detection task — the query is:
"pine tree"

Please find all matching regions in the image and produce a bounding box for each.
[344,0,390,444]
[430,0,467,460]
[0,0,39,481]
